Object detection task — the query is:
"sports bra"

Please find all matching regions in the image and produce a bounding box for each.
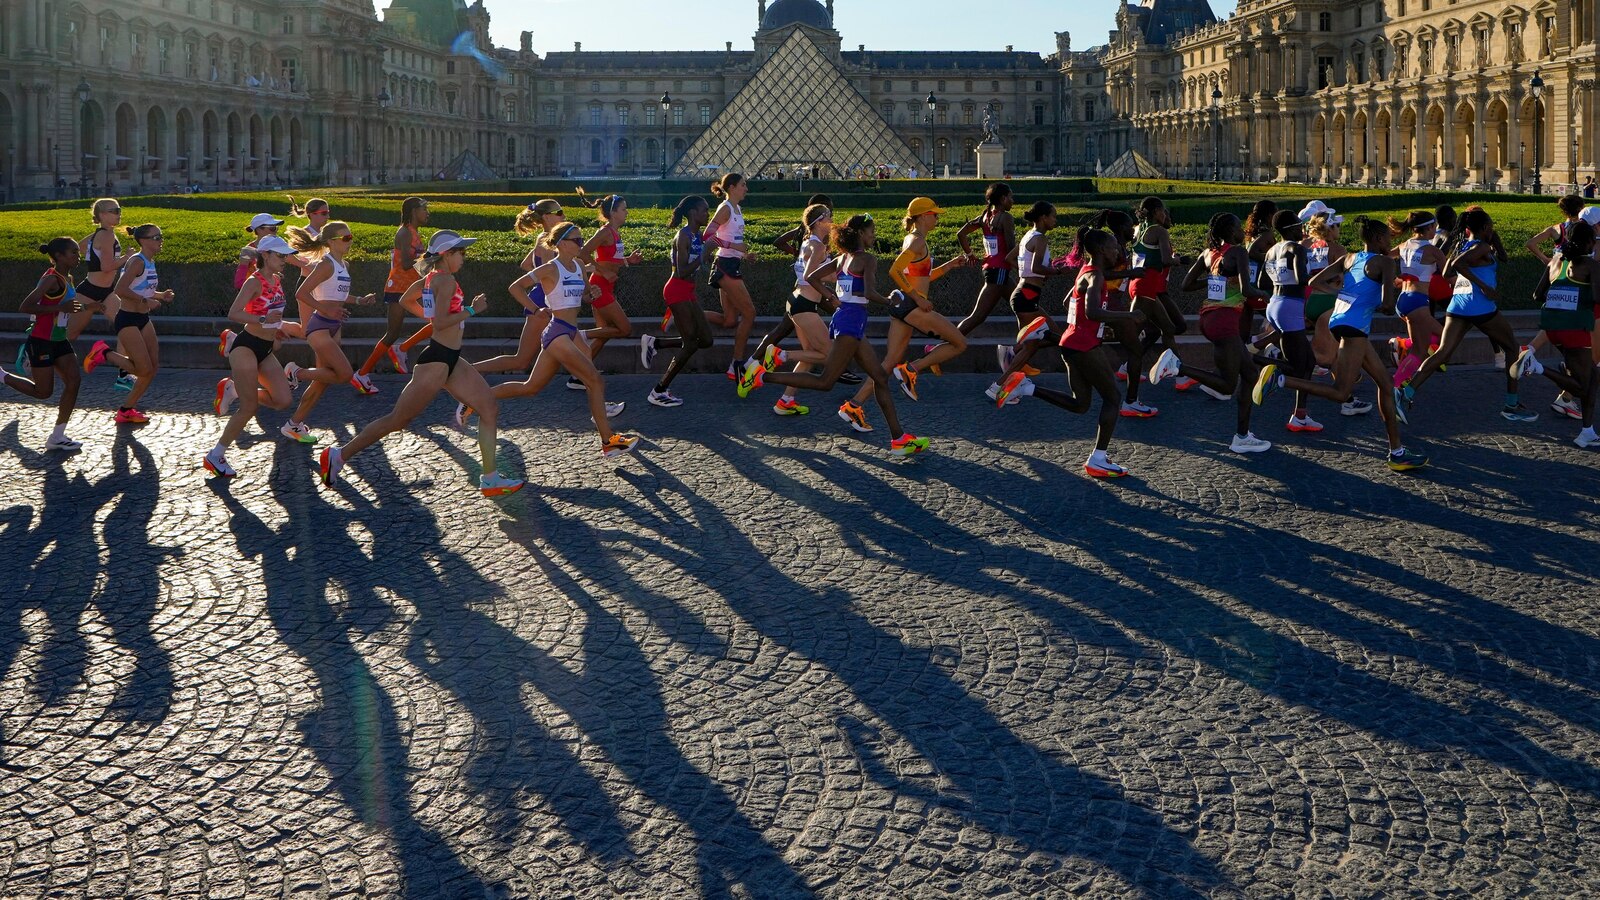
[86,228,120,276]
[595,224,626,265]
[30,269,75,340]
[420,271,464,319]
[1448,238,1499,316]
[713,201,745,259]
[312,256,351,307]
[835,254,866,305]
[1265,241,1306,296]
[244,273,287,330]
[1017,229,1050,280]
[794,235,830,290]
[549,258,587,311]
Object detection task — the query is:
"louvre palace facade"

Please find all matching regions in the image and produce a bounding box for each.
[0,0,1594,200]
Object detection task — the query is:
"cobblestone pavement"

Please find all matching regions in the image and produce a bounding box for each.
[1,368,1598,899]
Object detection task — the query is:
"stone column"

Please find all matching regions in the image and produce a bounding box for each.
[1413,95,1427,183]
[1473,96,1488,188]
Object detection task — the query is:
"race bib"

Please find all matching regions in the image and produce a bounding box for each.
[983,235,1000,257]
[1454,274,1473,296]
[1249,262,1261,285]
[1269,259,1294,285]
[1333,294,1356,317]
[1309,247,1329,270]
[1131,251,1148,269]
[1547,286,1581,312]
[1206,275,1228,302]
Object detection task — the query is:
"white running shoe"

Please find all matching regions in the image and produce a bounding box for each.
[640,334,658,369]
[1198,384,1233,402]
[350,373,380,395]
[986,382,1023,406]
[279,420,316,444]
[566,376,587,391]
[203,447,236,477]
[1119,400,1158,418]
[283,361,302,392]
[1148,349,1182,385]
[214,378,239,415]
[479,471,525,497]
[45,434,82,451]
[1230,432,1272,454]
[1341,399,1374,416]
[1576,427,1599,449]
[454,402,473,428]
[1514,346,1545,379]
[1552,394,1583,420]
[997,344,1016,371]
[590,401,626,423]
[648,389,683,407]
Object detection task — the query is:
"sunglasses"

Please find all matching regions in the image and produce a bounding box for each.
[333,234,354,243]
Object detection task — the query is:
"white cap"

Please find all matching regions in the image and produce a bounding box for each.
[427,230,477,254]
[1580,206,1600,227]
[1298,200,1343,225]
[248,213,285,230]
[255,235,294,256]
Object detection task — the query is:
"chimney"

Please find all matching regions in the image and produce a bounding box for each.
[1006,45,1014,53]
[759,0,767,23]
[574,41,581,52]
[520,31,531,53]
[859,44,865,52]
[727,41,733,52]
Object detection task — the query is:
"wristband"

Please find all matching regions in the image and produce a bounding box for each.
[467,306,479,317]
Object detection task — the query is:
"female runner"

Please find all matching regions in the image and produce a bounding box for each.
[62,199,127,389]
[844,198,969,408]
[641,196,719,407]
[1149,213,1271,454]
[276,221,378,443]
[773,203,840,418]
[737,214,929,456]
[1259,210,1322,433]
[204,235,298,478]
[987,201,1073,404]
[1254,217,1429,471]
[1127,197,1188,393]
[953,182,1018,340]
[289,196,332,239]
[993,228,1146,478]
[83,223,172,424]
[320,231,526,496]
[751,193,851,384]
[1300,203,1373,417]
[463,200,564,383]
[3,239,89,450]
[1389,212,1448,388]
[1396,207,1532,421]
[468,223,637,457]
[702,173,758,379]
[575,188,642,375]
[352,197,430,393]
[1529,220,1600,447]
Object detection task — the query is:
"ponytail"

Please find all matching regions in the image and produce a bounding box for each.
[575,186,623,219]
[40,237,77,258]
[1557,220,1595,259]
[515,198,563,236]
[710,172,745,200]
[668,195,707,230]
[284,223,345,259]
[125,223,160,241]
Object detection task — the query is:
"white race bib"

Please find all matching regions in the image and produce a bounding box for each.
[1333,294,1356,317]
[1269,259,1294,285]
[1547,286,1581,311]
[1131,251,1148,269]
[1249,262,1261,284]
[983,235,1000,257]
[1453,274,1473,296]
[1206,275,1228,302]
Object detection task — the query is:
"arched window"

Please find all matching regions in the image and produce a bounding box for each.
[1032,138,1045,163]
[617,139,631,164]
[645,139,659,164]
[590,139,602,163]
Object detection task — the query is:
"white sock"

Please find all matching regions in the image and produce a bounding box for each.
[1582,426,1598,438]
[50,424,66,440]
[1087,449,1108,467]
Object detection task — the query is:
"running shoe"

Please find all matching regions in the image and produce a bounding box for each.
[454,403,474,427]
[1084,458,1130,479]
[1119,400,1158,418]
[660,307,673,331]
[648,388,683,408]
[319,446,343,487]
[45,434,82,452]
[203,448,236,478]
[351,373,380,395]
[837,401,873,432]
[1393,384,1414,424]
[1251,364,1282,406]
[1552,394,1583,420]
[838,370,864,386]
[1115,363,1129,382]
[114,408,149,425]
[283,361,302,392]
[218,329,236,357]
[1386,447,1429,472]
[213,378,237,415]
[82,340,110,374]
[1174,376,1199,392]
[1286,414,1324,433]
[1021,364,1042,377]
[1262,343,1283,360]
[601,434,638,458]
[1230,432,1272,454]
[479,472,525,498]
[1575,427,1599,449]
[1341,399,1374,416]
[993,371,1031,408]
[640,334,658,369]
[1016,316,1050,345]
[773,396,809,416]
[997,344,1016,372]
[736,361,765,398]
[725,361,740,381]
[893,363,919,401]
[566,376,586,391]
[386,345,409,375]
[280,420,316,443]
[763,345,787,371]
[112,373,135,393]
[589,401,626,422]
[1514,345,1545,379]
[1500,404,1538,422]
[1148,349,1182,385]
[1198,384,1233,401]
[890,434,930,456]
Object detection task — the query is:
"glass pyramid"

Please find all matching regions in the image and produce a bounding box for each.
[672,30,923,178]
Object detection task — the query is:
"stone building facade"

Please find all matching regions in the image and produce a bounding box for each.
[0,0,1592,201]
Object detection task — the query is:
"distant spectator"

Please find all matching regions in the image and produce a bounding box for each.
[1584,175,1597,199]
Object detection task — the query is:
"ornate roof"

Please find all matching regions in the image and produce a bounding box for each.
[759,0,834,33]
[1132,0,1217,46]
[383,0,467,46]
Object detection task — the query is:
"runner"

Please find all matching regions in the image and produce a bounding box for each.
[2,239,90,451]
[1396,207,1532,421]
[63,199,128,390]
[1259,210,1322,433]
[641,196,716,407]
[702,173,758,380]
[736,213,930,456]
[1528,219,1599,446]
[319,230,526,497]
[82,223,173,425]
[1095,207,1165,416]
[1390,211,1448,389]
[1148,213,1272,454]
[203,235,298,478]
[1254,217,1429,471]
[276,221,379,443]
[352,197,430,393]
[289,196,332,239]
[986,201,1073,404]
[466,222,637,457]
[768,202,838,417]
[843,197,970,407]
[953,182,1018,338]
[993,227,1147,478]
[1525,194,1587,264]
[1127,197,1189,397]
[465,200,564,384]
[574,188,642,379]
[754,194,861,385]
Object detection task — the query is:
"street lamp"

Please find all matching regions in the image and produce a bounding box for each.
[1519,140,1527,192]
[925,92,937,178]
[1482,140,1491,192]
[1238,143,1248,182]
[1210,87,1222,181]
[103,143,110,192]
[1530,70,1545,195]
[75,79,91,200]
[139,144,146,192]
[1191,146,1201,180]
[659,92,670,178]
[1401,144,1409,188]
[377,87,391,185]
[364,144,372,186]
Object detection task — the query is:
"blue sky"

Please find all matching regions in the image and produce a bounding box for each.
[493,1,1239,57]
